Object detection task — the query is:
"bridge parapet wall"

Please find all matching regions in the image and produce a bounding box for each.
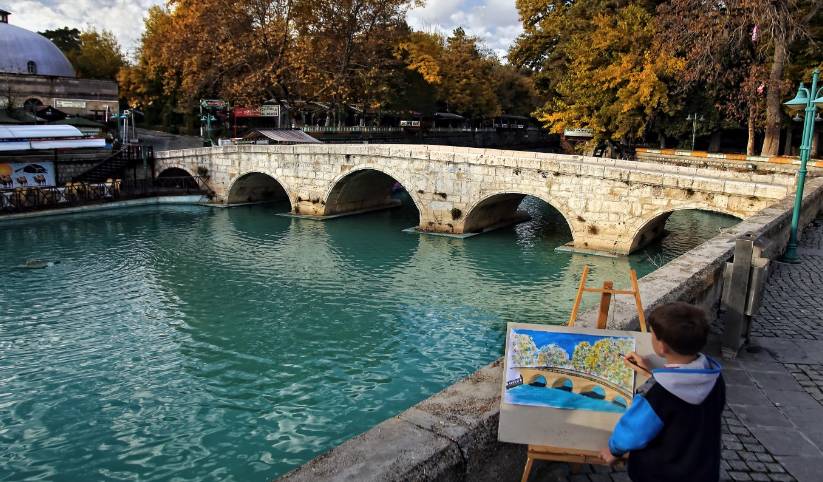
[156,144,793,254]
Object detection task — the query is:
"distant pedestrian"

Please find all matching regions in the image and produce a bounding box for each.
[599,302,726,482]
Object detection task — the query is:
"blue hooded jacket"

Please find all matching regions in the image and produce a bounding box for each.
[608,354,725,482]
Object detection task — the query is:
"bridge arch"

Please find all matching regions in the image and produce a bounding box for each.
[322,166,423,222]
[462,191,575,237]
[226,171,293,208]
[529,375,548,387]
[628,206,743,253]
[157,166,196,179]
[157,167,198,190]
[579,384,607,400]
[551,377,573,392]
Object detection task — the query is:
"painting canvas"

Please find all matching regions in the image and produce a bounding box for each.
[504,328,636,414]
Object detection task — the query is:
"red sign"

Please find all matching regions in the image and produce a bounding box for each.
[233,107,261,118]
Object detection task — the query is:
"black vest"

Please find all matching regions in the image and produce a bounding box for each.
[628,375,726,482]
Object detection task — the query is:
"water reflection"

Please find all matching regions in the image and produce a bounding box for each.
[0,201,738,481]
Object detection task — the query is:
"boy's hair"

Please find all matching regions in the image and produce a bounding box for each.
[648,302,709,355]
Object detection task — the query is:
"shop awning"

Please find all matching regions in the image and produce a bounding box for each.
[244,129,322,144]
[0,124,106,151]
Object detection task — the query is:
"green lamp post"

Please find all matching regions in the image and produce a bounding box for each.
[782,69,823,263]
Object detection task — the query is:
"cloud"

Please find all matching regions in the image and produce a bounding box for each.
[9,0,523,60]
[407,0,522,59]
[7,0,164,58]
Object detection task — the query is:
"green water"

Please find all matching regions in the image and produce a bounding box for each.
[0,199,736,481]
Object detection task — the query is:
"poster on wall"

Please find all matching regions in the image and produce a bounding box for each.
[0,162,56,189]
[498,323,657,451]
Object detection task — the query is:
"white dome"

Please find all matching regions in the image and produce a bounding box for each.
[0,22,75,77]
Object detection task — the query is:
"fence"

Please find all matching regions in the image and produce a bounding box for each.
[0,176,211,214]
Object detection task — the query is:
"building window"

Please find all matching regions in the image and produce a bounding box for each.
[27,61,37,74]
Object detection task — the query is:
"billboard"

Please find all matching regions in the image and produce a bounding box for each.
[234,105,281,118]
[0,162,56,189]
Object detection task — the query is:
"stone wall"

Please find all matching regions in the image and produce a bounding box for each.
[278,177,823,482]
[0,73,118,117]
[156,144,794,254]
[309,128,554,149]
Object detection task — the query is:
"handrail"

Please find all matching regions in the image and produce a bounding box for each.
[0,176,209,214]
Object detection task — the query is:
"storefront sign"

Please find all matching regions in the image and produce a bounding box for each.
[235,105,281,118]
[564,128,594,138]
[54,98,87,109]
[201,99,227,109]
[0,162,56,189]
[260,105,280,117]
[234,107,261,118]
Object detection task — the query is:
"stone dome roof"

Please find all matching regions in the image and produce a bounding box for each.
[0,22,75,77]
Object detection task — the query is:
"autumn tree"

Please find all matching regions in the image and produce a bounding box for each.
[71,29,125,80]
[398,28,530,120]
[40,26,124,80]
[512,2,683,142]
[660,0,822,156]
[118,6,179,127]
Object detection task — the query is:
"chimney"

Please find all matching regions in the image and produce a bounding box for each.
[0,9,9,24]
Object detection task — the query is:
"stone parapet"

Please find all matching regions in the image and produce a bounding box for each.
[156,145,795,255]
[278,177,823,482]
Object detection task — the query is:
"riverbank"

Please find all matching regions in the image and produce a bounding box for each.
[278,177,823,481]
[0,195,208,222]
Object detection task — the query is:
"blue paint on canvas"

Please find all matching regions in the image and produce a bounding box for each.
[504,328,636,413]
[505,385,627,413]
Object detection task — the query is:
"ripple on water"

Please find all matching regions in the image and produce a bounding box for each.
[0,201,738,481]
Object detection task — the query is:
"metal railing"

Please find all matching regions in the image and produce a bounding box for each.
[0,176,211,214]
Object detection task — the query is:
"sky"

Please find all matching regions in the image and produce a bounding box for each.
[8,0,523,60]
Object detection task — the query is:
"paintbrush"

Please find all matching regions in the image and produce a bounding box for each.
[619,353,652,374]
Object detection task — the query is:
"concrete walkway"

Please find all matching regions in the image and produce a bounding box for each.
[525,219,823,482]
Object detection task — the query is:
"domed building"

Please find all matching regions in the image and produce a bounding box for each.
[0,8,118,121]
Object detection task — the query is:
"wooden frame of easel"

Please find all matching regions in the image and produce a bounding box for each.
[520,265,647,482]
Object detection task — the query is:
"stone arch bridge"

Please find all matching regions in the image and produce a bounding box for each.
[155,144,794,255]
[514,367,632,403]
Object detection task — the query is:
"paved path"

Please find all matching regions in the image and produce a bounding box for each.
[526,219,823,482]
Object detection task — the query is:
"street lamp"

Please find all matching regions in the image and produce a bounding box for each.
[781,68,823,263]
[200,114,216,146]
[686,113,704,151]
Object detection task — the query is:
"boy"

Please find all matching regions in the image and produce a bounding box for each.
[599,302,725,482]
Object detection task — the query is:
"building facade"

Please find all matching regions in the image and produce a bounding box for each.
[0,9,118,120]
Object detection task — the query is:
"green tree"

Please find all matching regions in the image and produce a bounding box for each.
[39,27,81,53]
[70,29,125,80]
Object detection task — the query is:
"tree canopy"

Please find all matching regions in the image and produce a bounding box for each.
[117,0,535,131]
[511,0,822,154]
[41,27,125,81]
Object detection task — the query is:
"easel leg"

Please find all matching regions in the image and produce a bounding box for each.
[520,456,534,482]
[596,281,614,329]
[630,269,647,332]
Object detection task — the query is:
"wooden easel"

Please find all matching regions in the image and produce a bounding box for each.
[520,265,647,482]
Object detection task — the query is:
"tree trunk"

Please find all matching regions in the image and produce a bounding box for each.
[812,131,820,158]
[784,121,794,156]
[708,131,722,152]
[760,34,788,156]
[747,105,757,156]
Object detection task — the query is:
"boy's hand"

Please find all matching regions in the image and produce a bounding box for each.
[599,447,618,465]
[623,352,651,374]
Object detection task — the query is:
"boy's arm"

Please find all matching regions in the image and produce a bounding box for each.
[608,394,664,456]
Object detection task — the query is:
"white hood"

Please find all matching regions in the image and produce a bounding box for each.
[651,354,722,405]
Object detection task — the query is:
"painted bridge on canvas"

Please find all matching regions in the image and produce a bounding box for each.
[155,144,795,255]
[515,367,632,403]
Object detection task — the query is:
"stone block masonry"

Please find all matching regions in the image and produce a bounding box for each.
[155,145,795,255]
[275,177,823,481]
